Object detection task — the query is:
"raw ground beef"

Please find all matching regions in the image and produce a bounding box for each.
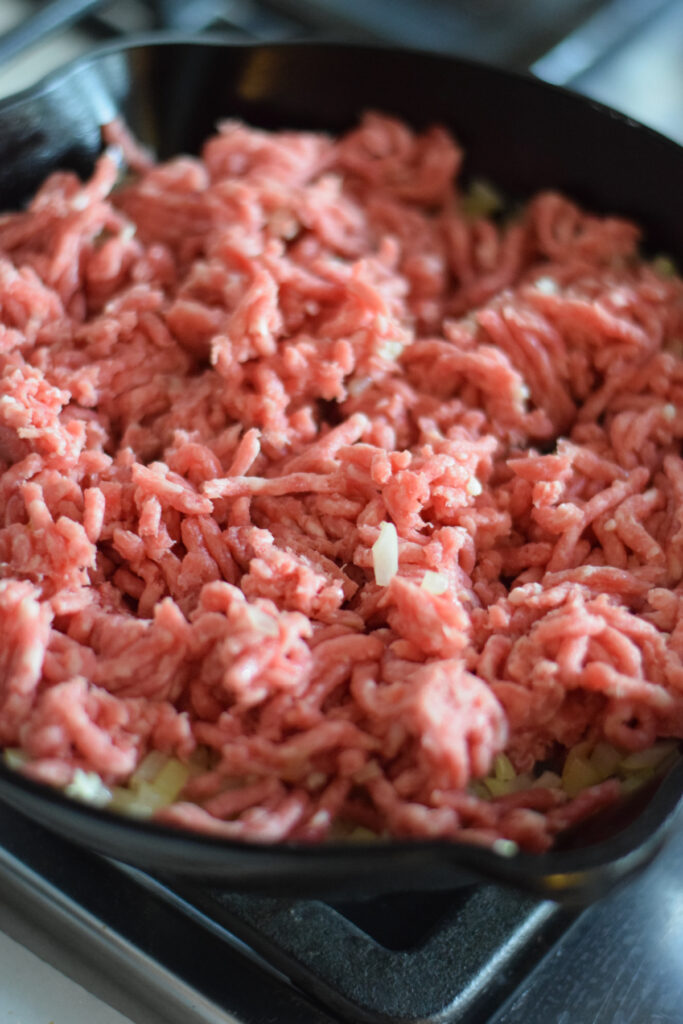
[1,112,683,852]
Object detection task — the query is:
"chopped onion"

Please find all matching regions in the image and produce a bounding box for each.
[492,838,519,857]
[130,750,168,789]
[421,570,449,595]
[462,178,503,218]
[65,769,112,808]
[372,521,398,586]
[652,255,677,277]
[3,748,28,770]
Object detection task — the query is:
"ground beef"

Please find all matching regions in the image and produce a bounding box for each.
[1,112,682,851]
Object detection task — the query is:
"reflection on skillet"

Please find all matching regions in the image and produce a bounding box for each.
[0,55,682,878]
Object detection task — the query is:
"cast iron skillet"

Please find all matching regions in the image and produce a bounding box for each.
[0,36,682,905]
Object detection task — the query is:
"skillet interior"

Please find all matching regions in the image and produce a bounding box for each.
[0,36,682,902]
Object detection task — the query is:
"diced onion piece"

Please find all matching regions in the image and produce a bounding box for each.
[469,780,491,800]
[493,753,516,783]
[3,748,29,770]
[136,781,177,811]
[462,179,503,218]
[589,741,622,780]
[372,521,399,586]
[421,570,449,595]
[562,742,601,797]
[347,826,379,842]
[483,776,516,797]
[621,769,655,794]
[64,769,112,808]
[129,750,169,790]
[153,759,190,802]
[492,838,519,857]
[652,255,677,277]
[533,770,562,789]
[619,741,677,774]
[108,787,155,818]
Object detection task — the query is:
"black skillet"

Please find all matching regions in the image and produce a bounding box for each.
[0,36,682,905]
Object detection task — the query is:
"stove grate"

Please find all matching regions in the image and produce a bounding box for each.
[0,801,573,1024]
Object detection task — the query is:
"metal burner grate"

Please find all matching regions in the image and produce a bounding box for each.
[0,801,574,1024]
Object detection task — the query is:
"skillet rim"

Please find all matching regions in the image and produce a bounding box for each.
[0,33,682,901]
[0,749,682,900]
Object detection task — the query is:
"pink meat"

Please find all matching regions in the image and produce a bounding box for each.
[0,112,682,852]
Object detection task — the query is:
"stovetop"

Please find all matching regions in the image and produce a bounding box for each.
[0,801,568,1024]
[2,798,683,1024]
[1,0,683,144]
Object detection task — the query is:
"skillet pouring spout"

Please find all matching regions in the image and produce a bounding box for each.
[0,36,682,902]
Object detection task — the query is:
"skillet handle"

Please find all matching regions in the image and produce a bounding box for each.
[0,48,129,209]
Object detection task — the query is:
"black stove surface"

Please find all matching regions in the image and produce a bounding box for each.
[2,798,683,1024]
[0,800,572,1023]
[1,0,671,78]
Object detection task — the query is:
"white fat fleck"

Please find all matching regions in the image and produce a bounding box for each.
[304,518,327,540]
[372,521,399,587]
[603,518,617,532]
[379,339,404,361]
[244,605,279,637]
[492,838,519,857]
[0,394,22,409]
[309,810,331,829]
[508,583,542,605]
[65,769,112,808]
[513,382,530,406]
[534,276,559,295]
[347,378,370,398]
[120,223,137,243]
[421,570,449,595]
[467,476,482,497]
[71,192,90,211]
[662,404,676,422]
